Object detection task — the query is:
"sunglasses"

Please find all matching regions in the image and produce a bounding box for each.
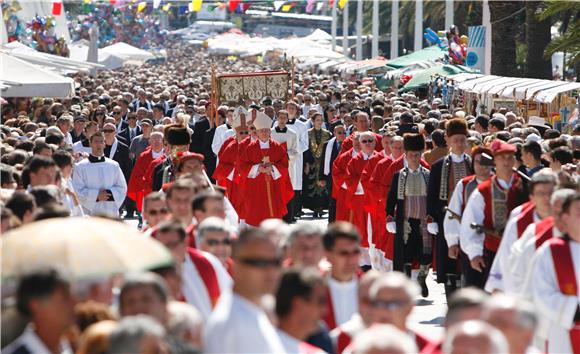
[371,299,409,310]
[206,239,232,246]
[361,139,374,144]
[336,249,361,257]
[239,131,249,135]
[336,131,346,135]
[112,112,121,115]
[103,129,116,133]
[238,257,282,268]
[147,208,168,216]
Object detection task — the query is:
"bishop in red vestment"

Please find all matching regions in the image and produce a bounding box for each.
[127,132,164,211]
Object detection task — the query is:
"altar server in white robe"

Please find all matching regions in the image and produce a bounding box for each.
[531,193,580,354]
[72,132,127,217]
[205,228,287,354]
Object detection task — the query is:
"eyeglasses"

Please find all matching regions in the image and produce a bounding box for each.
[112,112,121,115]
[336,249,361,257]
[206,239,232,246]
[103,129,116,133]
[361,139,374,144]
[238,257,282,268]
[147,208,168,216]
[371,299,409,310]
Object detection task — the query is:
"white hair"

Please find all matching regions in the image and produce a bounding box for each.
[196,216,231,245]
[352,324,418,354]
[482,294,538,331]
[442,320,509,354]
[369,272,420,302]
[108,315,165,354]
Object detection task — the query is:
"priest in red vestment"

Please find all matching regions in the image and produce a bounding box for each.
[340,112,383,154]
[344,131,383,266]
[332,133,361,222]
[127,131,164,211]
[239,112,293,226]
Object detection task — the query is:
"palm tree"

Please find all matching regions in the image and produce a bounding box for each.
[525,1,552,79]
[538,0,580,80]
[489,1,523,76]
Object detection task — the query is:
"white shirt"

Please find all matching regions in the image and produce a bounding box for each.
[271,127,299,188]
[460,177,513,260]
[450,152,466,163]
[278,330,326,354]
[485,211,540,293]
[72,140,92,155]
[72,156,127,217]
[274,119,308,190]
[531,238,580,354]
[205,293,287,353]
[444,178,481,247]
[327,277,358,327]
[182,250,232,321]
[212,125,235,165]
[3,325,73,354]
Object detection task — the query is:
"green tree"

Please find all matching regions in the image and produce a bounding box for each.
[525,1,552,79]
[489,1,524,76]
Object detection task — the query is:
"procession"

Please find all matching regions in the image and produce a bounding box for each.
[1,0,580,353]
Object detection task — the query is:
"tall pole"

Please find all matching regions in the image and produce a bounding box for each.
[483,0,491,74]
[372,0,379,58]
[414,0,423,51]
[343,1,349,58]
[390,0,399,59]
[356,0,363,60]
[445,0,454,30]
[331,0,337,51]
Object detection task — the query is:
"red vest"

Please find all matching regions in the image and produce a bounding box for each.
[461,175,479,211]
[479,175,525,252]
[548,237,580,353]
[516,202,536,238]
[186,248,221,308]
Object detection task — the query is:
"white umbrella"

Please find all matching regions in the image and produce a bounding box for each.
[2,217,173,280]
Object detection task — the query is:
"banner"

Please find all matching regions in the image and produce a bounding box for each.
[216,71,289,104]
[466,25,486,73]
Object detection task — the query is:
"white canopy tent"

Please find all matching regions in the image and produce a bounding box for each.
[0,52,75,97]
[101,42,154,63]
[535,82,580,103]
[68,42,126,70]
[2,42,103,74]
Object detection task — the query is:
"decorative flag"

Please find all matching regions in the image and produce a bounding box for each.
[228,0,240,12]
[178,5,188,14]
[109,0,116,4]
[153,0,161,9]
[338,0,347,9]
[281,3,295,12]
[306,0,315,13]
[52,1,62,15]
[137,1,147,12]
[162,3,171,11]
[328,0,334,6]
[192,0,203,12]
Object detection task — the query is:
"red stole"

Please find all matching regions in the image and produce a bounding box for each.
[534,216,554,249]
[323,287,337,330]
[187,248,221,308]
[548,237,580,353]
[336,331,352,354]
[516,203,536,238]
[186,224,197,249]
[413,330,434,352]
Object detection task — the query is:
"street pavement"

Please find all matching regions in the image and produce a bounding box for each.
[127,209,447,340]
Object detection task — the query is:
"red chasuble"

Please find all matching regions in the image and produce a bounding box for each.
[548,237,580,353]
[332,149,356,222]
[367,155,394,259]
[213,136,246,216]
[143,155,167,196]
[344,151,383,248]
[127,147,156,211]
[239,138,293,226]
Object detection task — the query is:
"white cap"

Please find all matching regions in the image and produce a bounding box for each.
[525,133,541,143]
[253,112,272,130]
[232,107,249,129]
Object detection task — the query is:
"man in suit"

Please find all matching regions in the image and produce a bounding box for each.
[320,124,347,222]
[112,105,129,133]
[190,103,212,155]
[118,112,142,147]
[102,122,134,218]
[131,89,153,111]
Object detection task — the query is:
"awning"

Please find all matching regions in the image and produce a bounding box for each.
[386,46,446,69]
[471,77,520,94]
[0,52,75,97]
[457,75,500,91]
[497,79,541,98]
[101,42,154,62]
[401,64,476,92]
[487,78,535,96]
[535,82,580,103]
[524,82,564,100]
[448,73,484,83]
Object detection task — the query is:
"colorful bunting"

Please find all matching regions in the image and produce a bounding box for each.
[281,3,295,12]
[228,0,240,12]
[162,3,171,11]
[306,0,316,13]
[338,0,347,9]
[192,0,203,12]
[52,2,62,15]
[136,1,147,12]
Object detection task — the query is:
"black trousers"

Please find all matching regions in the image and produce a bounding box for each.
[461,250,488,289]
[328,197,337,223]
[283,191,296,223]
[404,218,431,266]
[293,190,303,216]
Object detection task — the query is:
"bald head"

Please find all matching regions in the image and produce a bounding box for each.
[442,320,508,354]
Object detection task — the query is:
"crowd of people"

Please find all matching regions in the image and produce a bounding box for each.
[1,42,579,354]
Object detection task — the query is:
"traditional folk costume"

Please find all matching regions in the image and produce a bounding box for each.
[72,155,127,217]
[149,126,191,192]
[531,236,580,354]
[303,128,333,215]
[426,119,472,295]
[386,134,431,280]
[460,141,528,287]
[239,113,294,226]
[443,170,490,289]
[127,146,164,211]
[486,201,539,293]
[205,292,287,354]
[345,150,382,266]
